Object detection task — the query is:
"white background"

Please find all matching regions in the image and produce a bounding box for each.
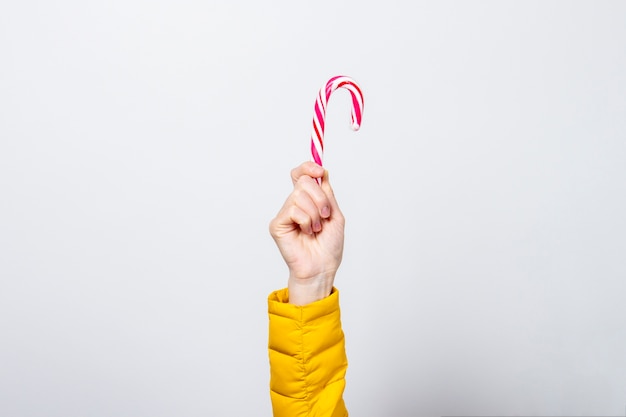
[1,1,625,416]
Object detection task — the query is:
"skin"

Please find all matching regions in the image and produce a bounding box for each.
[269,161,345,305]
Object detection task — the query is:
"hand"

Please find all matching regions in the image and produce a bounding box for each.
[269,162,345,305]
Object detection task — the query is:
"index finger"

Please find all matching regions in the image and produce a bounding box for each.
[290,161,325,185]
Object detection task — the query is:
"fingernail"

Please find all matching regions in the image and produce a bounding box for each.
[321,206,330,218]
[313,221,321,232]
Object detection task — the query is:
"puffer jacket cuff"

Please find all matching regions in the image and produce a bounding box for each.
[268,287,340,322]
[268,288,348,417]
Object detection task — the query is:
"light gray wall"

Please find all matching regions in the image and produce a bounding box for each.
[1,1,625,416]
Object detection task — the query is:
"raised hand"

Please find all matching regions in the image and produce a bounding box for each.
[269,162,345,305]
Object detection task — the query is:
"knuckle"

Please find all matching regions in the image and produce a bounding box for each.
[296,174,309,184]
[291,187,304,202]
[268,217,278,236]
[294,176,311,191]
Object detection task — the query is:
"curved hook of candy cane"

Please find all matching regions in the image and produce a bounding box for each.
[310,75,364,173]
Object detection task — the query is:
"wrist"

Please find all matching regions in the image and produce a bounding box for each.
[287,272,336,306]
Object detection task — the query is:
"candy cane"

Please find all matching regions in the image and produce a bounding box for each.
[310,75,364,173]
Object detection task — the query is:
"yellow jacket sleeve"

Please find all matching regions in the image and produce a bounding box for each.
[268,288,348,417]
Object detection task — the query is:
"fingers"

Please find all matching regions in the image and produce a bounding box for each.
[288,205,315,236]
[294,174,332,219]
[294,189,322,233]
[271,162,343,237]
[270,193,317,237]
[278,176,327,235]
[290,162,340,219]
[291,161,325,185]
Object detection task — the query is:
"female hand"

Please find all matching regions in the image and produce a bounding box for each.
[269,162,345,305]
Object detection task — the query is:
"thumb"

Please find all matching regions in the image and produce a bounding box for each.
[321,170,342,214]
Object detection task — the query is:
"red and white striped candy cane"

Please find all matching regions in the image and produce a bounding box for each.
[310,75,364,173]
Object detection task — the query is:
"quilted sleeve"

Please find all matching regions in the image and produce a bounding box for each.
[268,288,348,417]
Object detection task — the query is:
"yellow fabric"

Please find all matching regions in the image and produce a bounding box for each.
[268,288,348,417]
